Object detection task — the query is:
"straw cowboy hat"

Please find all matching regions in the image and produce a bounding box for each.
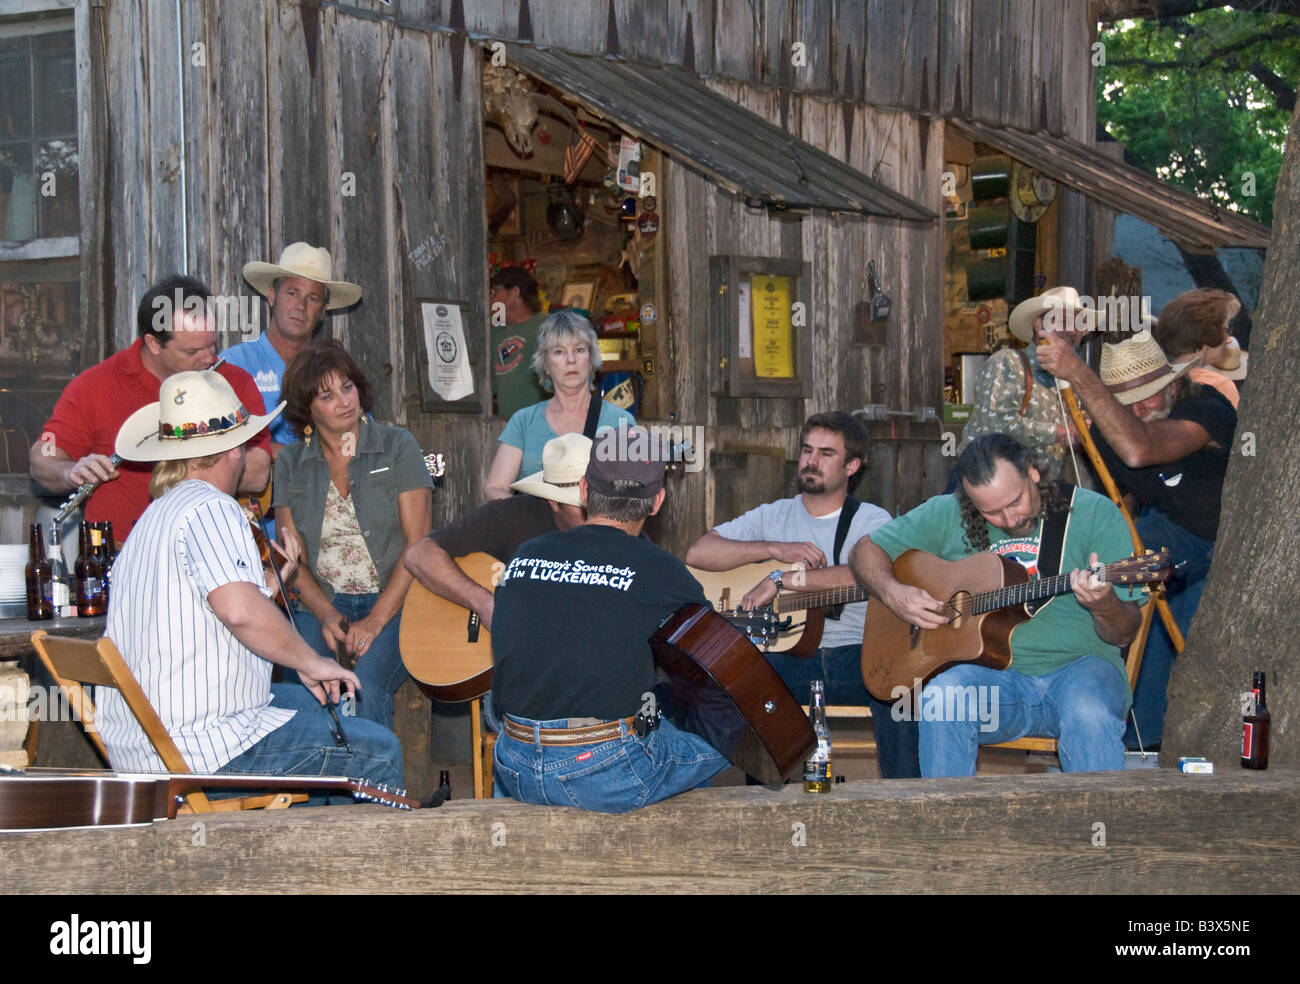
[1008,286,1106,344]
[1212,336,1249,381]
[115,370,284,462]
[1099,330,1194,406]
[243,242,363,310]
[509,433,593,507]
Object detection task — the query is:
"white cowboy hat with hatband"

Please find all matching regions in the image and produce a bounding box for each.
[509,433,593,508]
[115,370,284,462]
[1099,330,1194,406]
[243,242,363,310]
[1008,285,1107,344]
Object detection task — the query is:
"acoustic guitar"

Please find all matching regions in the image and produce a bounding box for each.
[399,552,502,702]
[0,770,420,832]
[650,604,815,785]
[860,549,1172,699]
[688,562,867,659]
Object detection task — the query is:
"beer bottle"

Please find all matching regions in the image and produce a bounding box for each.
[93,521,113,608]
[74,522,106,617]
[25,523,54,621]
[1242,671,1270,770]
[47,523,72,616]
[803,680,832,793]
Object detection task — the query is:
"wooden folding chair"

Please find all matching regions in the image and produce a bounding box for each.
[989,596,1156,755]
[31,630,305,813]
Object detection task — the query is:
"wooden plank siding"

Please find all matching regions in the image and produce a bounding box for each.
[77,0,1098,546]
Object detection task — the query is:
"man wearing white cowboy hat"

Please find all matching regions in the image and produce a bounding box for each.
[1039,327,1236,751]
[224,242,363,453]
[404,432,591,647]
[98,369,403,795]
[956,286,1103,485]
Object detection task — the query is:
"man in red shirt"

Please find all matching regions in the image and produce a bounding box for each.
[31,275,272,540]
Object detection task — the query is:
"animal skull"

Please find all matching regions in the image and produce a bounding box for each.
[483,64,539,157]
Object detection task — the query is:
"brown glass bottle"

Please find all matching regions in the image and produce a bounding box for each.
[1242,672,1269,770]
[25,523,54,621]
[74,522,106,617]
[93,521,114,608]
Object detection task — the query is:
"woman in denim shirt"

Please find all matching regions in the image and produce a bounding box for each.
[274,340,433,730]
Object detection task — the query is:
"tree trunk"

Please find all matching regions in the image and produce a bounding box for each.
[1162,105,1299,767]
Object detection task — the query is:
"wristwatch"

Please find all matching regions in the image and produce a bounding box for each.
[768,569,784,592]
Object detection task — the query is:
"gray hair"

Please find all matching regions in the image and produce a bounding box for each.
[531,310,602,389]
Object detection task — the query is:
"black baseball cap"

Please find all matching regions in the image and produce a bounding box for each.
[585,427,665,498]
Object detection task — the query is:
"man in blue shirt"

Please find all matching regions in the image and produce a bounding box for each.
[225,243,362,454]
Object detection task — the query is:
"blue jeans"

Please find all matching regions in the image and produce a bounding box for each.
[217,683,405,803]
[919,655,1129,776]
[493,714,728,813]
[1124,509,1213,749]
[288,592,407,731]
[765,643,921,778]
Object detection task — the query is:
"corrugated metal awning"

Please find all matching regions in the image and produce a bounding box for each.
[949,118,1270,251]
[500,43,936,222]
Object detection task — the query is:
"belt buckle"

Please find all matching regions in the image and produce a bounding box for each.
[633,708,660,738]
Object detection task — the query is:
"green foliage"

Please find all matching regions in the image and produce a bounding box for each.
[1097,8,1295,226]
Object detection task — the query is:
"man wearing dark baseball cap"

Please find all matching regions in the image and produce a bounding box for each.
[488,427,728,812]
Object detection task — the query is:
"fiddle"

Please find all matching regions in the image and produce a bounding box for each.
[245,497,294,611]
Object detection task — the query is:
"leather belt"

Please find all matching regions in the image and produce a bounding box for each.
[503,716,636,746]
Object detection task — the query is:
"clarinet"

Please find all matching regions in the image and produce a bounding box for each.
[52,454,122,527]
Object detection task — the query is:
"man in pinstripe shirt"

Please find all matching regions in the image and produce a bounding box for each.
[99,370,403,794]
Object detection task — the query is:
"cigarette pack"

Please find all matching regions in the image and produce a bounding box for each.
[1178,756,1214,774]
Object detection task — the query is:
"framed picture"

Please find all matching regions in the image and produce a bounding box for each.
[559,280,596,312]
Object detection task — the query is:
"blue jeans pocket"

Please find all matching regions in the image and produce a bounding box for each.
[553,742,652,813]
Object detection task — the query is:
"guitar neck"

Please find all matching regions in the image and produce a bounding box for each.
[774,582,868,613]
[972,562,1114,614]
[155,773,419,809]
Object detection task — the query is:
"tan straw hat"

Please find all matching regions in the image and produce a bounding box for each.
[1099,330,1193,406]
[1008,286,1106,344]
[1211,336,1249,381]
[510,433,593,507]
[115,370,284,462]
[243,242,362,310]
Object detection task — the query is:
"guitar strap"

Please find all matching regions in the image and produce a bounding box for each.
[824,497,861,620]
[582,391,604,440]
[1027,483,1076,617]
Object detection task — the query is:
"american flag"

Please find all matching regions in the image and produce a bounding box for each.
[564,128,602,185]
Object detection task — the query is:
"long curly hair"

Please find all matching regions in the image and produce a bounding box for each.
[953,433,1071,552]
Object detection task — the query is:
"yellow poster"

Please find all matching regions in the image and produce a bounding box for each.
[751,275,794,378]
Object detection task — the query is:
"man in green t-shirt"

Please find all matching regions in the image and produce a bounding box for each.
[851,434,1141,775]
[489,268,549,418]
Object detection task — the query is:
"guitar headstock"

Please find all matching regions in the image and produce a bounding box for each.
[423,451,447,480]
[350,780,421,810]
[1108,549,1173,585]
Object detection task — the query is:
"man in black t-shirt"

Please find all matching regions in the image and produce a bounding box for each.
[403,432,591,632]
[1039,329,1237,749]
[490,429,729,813]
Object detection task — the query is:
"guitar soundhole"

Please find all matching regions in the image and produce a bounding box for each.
[948,591,971,629]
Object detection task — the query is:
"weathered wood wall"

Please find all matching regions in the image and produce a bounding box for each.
[5,769,1297,894]
[82,0,1097,554]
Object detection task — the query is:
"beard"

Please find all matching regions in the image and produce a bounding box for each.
[1001,513,1041,537]
[798,469,826,494]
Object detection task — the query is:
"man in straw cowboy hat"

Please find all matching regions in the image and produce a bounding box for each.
[225,242,363,454]
[97,369,403,794]
[404,432,592,635]
[402,432,593,755]
[1039,328,1236,751]
[956,286,1103,485]
[32,275,273,540]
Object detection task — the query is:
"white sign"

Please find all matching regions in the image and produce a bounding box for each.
[737,280,752,358]
[421,301,474,402]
